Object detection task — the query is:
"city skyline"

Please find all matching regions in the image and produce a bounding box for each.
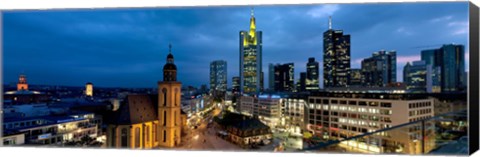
[3,2,469,88]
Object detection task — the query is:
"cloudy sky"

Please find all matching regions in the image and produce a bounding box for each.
[2,2,469,88]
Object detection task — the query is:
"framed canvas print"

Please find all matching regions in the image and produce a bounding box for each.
[0,0,479,156]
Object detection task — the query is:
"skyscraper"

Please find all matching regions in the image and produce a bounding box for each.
[240,8,263,94]
[404,61,441,93]
[306,57,319,91]
[273,63,294,92]
[349,69,362,86]
[268,63,275,91]
[323,16,351,88]
[361,50,396,87]
[232,76,240,94]
[296,72,307,92]
[421,44,465,92]
[210,60,227,93]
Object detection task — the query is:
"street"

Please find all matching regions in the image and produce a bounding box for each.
[179,106,242,151]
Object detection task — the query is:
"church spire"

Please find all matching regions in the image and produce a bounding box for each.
[167,43,174,64]
[169,43,172,53]
[163,43,177,82]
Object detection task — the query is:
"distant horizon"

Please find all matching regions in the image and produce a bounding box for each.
[3,2,469,88]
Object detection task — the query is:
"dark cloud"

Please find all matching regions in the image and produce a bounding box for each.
[3,2,469,88]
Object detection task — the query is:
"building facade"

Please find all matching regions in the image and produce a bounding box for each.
[403,61,441,93]
[268,63,275,91]
[361,50,396,87]
[281,94,307,135]
[3,112,99,145]
[240,8,263,94]
[306,57,320,91]
[238,95,282,129]
[323,17,351,88]
[349,69,362,86]
[296,72,307,92]
[107,45,184,149]
[210,60,227,93]
[305,93,435,154]
[273,63,295,92]
[157,46,182,148]
[232,76,240,94]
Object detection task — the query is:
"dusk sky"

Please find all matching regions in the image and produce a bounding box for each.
[3,2,469,88]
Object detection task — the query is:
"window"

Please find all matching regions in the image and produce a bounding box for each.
[359,101,367,106]
[162,88,167,106]
[348,101,356,105]
[145,126,150,142]
[380,102,392,108]
[174,111,177,126]
[322,99,329,104]
[121,128,128,147]
[163,111,167,126]
[163,130,167,142]
[111,128,116,147]
[174,88,178,106]
[135,127,140,148]
[153,124,158,142]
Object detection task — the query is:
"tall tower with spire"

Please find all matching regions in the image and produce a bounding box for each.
[239,7,263,94]
[158,44,182,147]
[323,16,351,88]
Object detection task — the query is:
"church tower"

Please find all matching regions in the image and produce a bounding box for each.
[158,44,182,147]
[17,74,28,91]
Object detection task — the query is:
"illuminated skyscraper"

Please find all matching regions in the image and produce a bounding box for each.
[306,57,319,91]
[349,69,362,86]
[232,76,240,94]
[210,60,227,93]
[240,7,263,94]
[273,63,294,92]
[421,44,466,92]
[361,50,397,87]
[404,61,441,93]
[323,16,351,88]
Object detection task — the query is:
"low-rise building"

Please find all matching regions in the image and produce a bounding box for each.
[214,112,272,148]
[238,95,282,128]
[2,132,25,146]
[305,92,435,154]
[280,93,308,135]
[3,112,99,145]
